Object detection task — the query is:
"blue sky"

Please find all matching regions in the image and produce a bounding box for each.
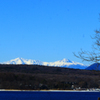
[0,0,100,65]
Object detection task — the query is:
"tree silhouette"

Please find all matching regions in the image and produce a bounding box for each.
[74,15,100,67]
[74,29,100,63]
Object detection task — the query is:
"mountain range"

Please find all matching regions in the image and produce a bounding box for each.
[0,57,88,69]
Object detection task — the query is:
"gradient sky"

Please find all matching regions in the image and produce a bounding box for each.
[0,0,100,65]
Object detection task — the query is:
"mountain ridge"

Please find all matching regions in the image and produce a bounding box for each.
[0,57,87,69]
[86,63,100,70]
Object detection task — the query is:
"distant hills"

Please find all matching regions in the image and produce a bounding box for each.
[1,57,87,69]
[86,63,100,71]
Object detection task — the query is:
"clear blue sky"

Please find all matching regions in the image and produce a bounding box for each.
[0,0,100,65]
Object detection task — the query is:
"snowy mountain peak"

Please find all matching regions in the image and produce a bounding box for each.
[4,57,25,64]
[12,57,24,62]
[12,57,20,61]
[60,58,72,63]
[2,57,43,65]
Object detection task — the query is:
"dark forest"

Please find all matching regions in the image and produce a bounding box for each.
[0,64,100,90]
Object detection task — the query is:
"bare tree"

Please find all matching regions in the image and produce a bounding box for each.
[74,29,100,63]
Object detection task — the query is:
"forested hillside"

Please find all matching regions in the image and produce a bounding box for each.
[0,64,100,90]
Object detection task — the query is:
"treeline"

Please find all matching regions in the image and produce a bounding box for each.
[0,64,100,90]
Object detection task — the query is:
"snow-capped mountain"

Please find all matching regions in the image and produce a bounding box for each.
[43,58,87,69]
[2,58,43,65]
[1,58,87,69]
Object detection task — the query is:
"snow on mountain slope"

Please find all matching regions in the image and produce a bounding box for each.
[1,58,87,69]
[43,58,87,69]
[2,58,43,65]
